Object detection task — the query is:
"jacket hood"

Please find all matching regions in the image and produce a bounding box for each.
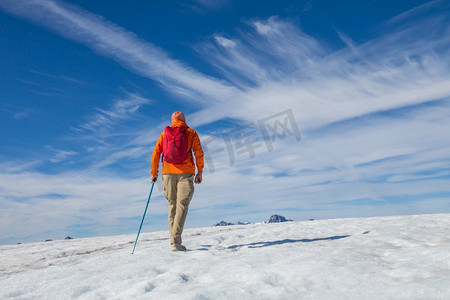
[171,120,188,128]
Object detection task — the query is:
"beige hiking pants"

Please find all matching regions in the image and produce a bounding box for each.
[162,174,194,245]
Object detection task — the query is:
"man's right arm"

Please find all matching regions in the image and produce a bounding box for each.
[151,133,164,181]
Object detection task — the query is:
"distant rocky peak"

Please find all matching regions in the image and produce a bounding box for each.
[214,221,250,227]
[267,214,292,223]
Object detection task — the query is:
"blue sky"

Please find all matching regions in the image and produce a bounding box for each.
[1,0,449,245]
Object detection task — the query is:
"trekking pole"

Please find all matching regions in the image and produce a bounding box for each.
[131,181,155,254]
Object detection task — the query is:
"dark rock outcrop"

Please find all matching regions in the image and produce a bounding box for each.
[266,214,293,223]
[214,221,250,226]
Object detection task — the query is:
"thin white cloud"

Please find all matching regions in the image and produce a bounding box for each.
[188,9,450,129]
[75,93,151,133]
[387,0,445,26]
[13,108,35,120]
[0,103,36,120]
[28,69,88,85]
[45,145,78,163]
[198,35,273,88]
[188,0,231,12]
[58,91,160,171]
[197,17,324,88]
[14,77,73,96]
[0,0,236,104]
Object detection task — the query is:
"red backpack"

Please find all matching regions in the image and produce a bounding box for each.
[163,126,189,164]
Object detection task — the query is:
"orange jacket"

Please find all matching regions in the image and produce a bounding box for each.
[151,120,204,176]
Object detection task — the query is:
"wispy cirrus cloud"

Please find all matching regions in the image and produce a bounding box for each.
[13,69,89,101]
[186,0,231,13]
[13,108,35,120]
[45,145,78,163]
[387,0,445,26]
[189,10,450,128]
[0,0,236,104]
[74,93,151,134]
[197,17,324,88]
[0,103,37,120]
[28,69,88,85]
[59,92,154,169]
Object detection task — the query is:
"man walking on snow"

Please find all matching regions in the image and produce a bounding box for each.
[151,111,204,251]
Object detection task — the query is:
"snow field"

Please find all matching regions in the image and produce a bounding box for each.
[1,213,449,299]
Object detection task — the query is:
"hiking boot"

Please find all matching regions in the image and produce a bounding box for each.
[171,244,187,252]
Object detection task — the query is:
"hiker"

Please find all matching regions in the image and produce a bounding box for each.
[151,111,204,251]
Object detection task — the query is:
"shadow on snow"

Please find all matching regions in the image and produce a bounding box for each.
[227,235,351,250]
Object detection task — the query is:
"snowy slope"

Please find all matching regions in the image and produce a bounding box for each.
[1,214,449,299]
